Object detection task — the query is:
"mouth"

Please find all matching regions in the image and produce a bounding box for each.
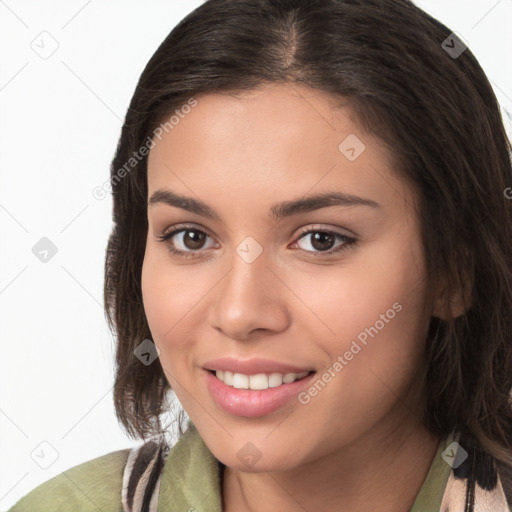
[204,368,317,417]
[206,369,315,390]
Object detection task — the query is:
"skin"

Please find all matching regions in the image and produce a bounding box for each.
[141,83,445,512]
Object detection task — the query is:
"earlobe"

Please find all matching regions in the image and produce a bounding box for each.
[447,291,470,319]
[431,266,473,320]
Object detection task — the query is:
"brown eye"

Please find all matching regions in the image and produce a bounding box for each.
[308,232,336,251]
[294,229,356,256]
[156,225,217,259]
[181,230,207,250]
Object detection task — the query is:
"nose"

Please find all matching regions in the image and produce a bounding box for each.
[208,244,291,341]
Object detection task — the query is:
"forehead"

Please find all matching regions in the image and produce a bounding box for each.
[146,83,413,215]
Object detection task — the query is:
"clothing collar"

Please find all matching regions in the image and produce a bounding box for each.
[158,423,223,511]
[156,424,510,511]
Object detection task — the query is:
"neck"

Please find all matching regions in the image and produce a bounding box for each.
[222,417,441,512]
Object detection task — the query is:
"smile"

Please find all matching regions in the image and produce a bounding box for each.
[212,370,311,390]
[204,368,316,417]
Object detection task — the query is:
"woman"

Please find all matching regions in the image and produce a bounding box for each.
[10,0,512,510]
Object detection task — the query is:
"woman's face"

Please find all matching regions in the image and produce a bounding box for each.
[142,83,432,471]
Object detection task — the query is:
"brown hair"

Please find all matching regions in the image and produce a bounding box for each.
[104,0,512,502]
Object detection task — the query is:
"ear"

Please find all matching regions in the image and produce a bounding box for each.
[432,254,473,320]
[432,288,469,320]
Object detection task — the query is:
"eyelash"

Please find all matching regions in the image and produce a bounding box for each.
[156,224,357,260]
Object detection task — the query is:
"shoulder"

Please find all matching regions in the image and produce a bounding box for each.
[8,448,131,512]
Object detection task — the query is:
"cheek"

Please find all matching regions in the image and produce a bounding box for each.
[302,239,428,422]
[293,235,428,386]
[289,240,426,350]
[141,250,180,343]
[289,278,425,451]
[141,253,173,337]
[140,248,212,361]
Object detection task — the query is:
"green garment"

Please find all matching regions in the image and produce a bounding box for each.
[7,424,510,511]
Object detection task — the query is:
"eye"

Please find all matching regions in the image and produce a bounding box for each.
[156,224,218,259]
[292,227,356,256]
[156,224,357,260]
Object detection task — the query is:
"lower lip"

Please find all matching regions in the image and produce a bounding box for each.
[203,369,316,417]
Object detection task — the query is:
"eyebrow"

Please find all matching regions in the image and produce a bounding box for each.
[148,188,380,221]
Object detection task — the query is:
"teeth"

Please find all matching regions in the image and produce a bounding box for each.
[214,370,309,390]
[249,373,268,390]
[223,371,233,386]
[232,373,249,389]
[268,373,283,388]
[283,373,297,383]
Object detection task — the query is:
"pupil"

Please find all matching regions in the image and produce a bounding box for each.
[311,232,334,251]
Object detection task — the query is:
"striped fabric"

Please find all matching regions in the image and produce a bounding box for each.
[121,437,171,512]
[120,431,510,512]
[439,432,510,512]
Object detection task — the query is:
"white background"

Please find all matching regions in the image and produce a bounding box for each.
[0,1,511,509]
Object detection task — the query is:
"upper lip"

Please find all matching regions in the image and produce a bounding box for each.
[203,357,314,375]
